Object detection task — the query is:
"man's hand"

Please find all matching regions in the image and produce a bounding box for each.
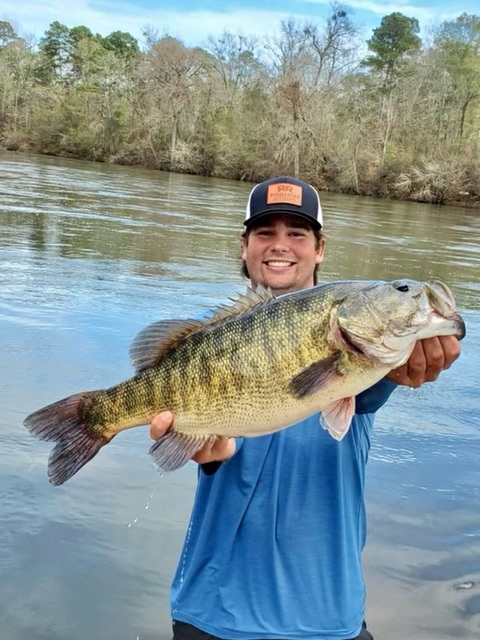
[149,411,235,464]
[387,335,461,388]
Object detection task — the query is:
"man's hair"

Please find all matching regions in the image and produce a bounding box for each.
[240,225,324,285]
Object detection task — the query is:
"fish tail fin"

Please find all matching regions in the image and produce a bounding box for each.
[24,391,112,486]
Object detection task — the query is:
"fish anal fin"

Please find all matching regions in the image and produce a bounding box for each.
[320,397,356,440]
[288,353,343,399]
[149,431,215,472]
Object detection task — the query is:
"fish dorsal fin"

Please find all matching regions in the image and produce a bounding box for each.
[129,286,275,372]
[205,284,275,326]
[129,318,204,372]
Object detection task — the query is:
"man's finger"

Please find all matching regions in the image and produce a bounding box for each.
[149,411,174,440]
[438,335,461,369]
[422,337,446,381]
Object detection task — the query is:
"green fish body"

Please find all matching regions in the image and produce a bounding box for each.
[24,279,465,485]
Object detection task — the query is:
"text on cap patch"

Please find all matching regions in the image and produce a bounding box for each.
[266,183,302,206]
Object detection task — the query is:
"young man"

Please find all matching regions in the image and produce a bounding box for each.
[150,176,460,640]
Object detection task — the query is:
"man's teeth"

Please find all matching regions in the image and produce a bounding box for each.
[266,261,293,267]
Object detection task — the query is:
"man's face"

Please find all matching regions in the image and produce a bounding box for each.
[241,213,325,295]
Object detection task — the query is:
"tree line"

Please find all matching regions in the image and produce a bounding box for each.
[1,8,479,206]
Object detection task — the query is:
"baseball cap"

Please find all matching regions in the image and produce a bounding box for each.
[244,176,323,230]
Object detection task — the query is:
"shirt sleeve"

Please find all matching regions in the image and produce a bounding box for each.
[355,378,397,414]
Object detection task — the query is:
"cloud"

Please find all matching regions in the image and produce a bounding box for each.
[305,0,477,27]
[0,0,313,46]
[1,0,472,48]
[341,0,435,20]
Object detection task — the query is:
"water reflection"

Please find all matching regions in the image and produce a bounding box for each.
[1,151,479,640]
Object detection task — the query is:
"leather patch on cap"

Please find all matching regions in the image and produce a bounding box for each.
[267,183,302,206]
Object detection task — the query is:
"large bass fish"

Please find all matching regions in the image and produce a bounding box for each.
[24,279,465,485]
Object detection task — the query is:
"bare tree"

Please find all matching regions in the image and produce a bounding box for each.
[142,36,207,168]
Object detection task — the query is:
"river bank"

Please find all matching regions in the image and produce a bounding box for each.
[3,142,479,211]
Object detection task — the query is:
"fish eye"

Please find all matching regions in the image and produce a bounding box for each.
[395,284,410,292]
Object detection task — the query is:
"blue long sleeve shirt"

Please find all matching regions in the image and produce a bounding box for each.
[170,379,396,640]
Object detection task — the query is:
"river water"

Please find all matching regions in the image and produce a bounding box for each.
[1,152,479,640]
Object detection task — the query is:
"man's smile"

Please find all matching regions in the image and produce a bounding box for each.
[264,260,296,267]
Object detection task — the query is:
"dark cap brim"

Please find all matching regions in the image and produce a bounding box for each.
[243,209,322,230]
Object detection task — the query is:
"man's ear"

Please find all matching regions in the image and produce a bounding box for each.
[315,237,326,264]
[240,235,248,260]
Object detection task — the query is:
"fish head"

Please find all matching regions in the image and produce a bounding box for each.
[335,279,465,367]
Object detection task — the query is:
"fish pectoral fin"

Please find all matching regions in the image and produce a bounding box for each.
[320,397,356,440]
[148,431,215,472]
[288,353,343,398]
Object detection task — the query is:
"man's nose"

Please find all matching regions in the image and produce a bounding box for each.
[270,234,290,251]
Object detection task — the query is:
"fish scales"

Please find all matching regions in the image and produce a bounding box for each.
[93,373,157,431]
[160,292,343,436]
[94,291,334,437]
[23,279,465,485]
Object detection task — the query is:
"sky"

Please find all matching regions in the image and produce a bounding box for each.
[0,0,477,48]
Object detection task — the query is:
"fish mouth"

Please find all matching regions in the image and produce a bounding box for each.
[427,281,458,315]
[456,316,466,340]
[426,282,466,340]
[430,310,466,340]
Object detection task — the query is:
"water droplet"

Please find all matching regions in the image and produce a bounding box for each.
[453,580,476,590]
[127,485,159,528]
